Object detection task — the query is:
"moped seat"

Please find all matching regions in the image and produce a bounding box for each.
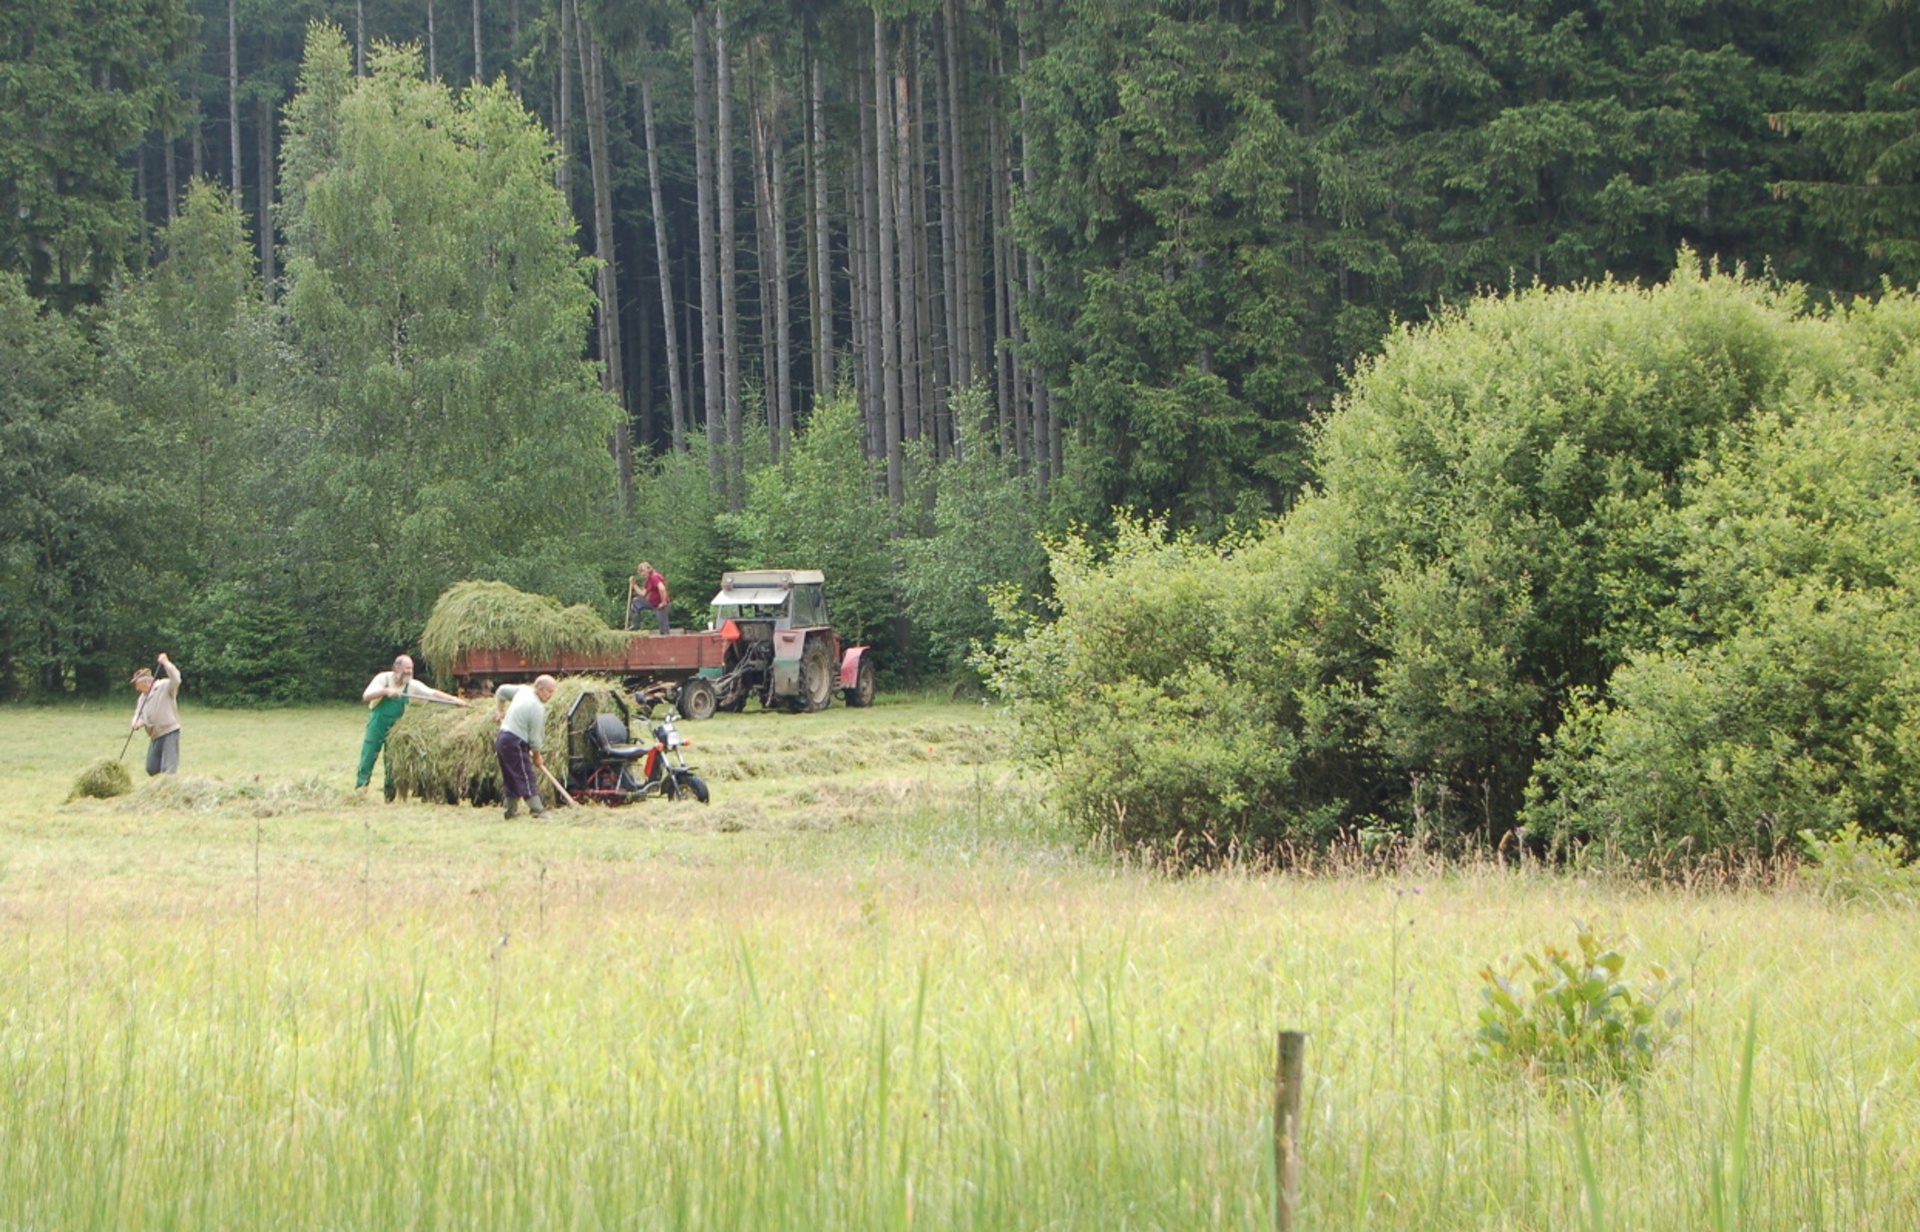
[589,713,648,761]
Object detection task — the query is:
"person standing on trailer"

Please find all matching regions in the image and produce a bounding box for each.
[494,675,557,819]
[358,653,467,799]
[628,561,671,635]
[129,653,183,776]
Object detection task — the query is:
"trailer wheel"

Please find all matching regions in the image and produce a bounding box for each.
[843,658,876,708]
[678,678,718,721]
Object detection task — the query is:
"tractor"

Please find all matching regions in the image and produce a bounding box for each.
[674,569,874,720]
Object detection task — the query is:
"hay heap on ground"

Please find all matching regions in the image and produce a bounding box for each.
[68,756,133,800]
[386,675,628,805]
[420,580,629,683]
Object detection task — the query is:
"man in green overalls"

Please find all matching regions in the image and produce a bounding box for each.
[358,654,467,798]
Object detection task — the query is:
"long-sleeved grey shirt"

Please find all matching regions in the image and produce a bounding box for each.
[496,684,547,751]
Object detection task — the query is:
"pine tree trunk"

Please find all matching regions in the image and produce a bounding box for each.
[634,262,652,450]
[988,79,1014,458]
[874,13,903,506]
[575,0,629,506]
[692,8,723,494]
[771,107,794,452]
[895,51,919,449]
[257,82,275,296]
[555,0,571,201]
[682,254,698,438]
[472,0,483,81]
[1047,255,1062,481]
[227,0,240,197]
[191,98,204,182]
[1018,37,1045,485]
[847,113,870,451]
[911,39,940,456]
[137,140,149,252]
[856,56,882,460]
[355,0,366,75]
[642,75,686,452]
[810,53,833,403]
[943,0,975,392]
[935,12,961,411]
[163,130,177,225]
[753,90,779,459]
[718,7,743,508]
[428,0,438,78]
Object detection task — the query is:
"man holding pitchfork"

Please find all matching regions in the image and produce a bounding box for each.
[357,653,467,799]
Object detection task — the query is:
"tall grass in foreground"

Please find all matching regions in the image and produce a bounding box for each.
[3,838,1918,1231]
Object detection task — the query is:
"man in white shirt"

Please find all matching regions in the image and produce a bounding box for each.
[358,653,466,798]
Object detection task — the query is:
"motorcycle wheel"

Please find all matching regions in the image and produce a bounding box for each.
[671,772,711,804]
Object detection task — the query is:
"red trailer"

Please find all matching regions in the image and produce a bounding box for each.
[448,570,874,720]
[449,630,730,710]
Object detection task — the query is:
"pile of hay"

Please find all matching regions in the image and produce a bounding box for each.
[386,675,628,805]
[420,580,628,682]
[68,756,133,801]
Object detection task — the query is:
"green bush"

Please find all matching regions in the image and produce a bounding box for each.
[1798,822,1920,906]
[1473,924,1679,1084]
[988,258,1842,848]
[1526,302,1920,859]
[981,516,1320,844]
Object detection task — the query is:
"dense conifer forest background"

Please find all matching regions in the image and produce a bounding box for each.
[2,0,1916,708]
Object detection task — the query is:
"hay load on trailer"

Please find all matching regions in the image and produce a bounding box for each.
[421,581,629,684]
[425,575,872,719]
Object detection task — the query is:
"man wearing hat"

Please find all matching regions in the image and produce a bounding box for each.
[129,652,183,776]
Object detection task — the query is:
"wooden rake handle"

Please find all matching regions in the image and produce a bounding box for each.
[538,762,578,809]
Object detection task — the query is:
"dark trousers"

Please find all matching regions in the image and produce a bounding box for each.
[496,729,538,800]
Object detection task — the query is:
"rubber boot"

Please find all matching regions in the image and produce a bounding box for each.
[504,796,520,820]
[528,791,549,820]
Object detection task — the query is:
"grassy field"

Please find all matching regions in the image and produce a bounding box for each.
[2,698,1917,1229]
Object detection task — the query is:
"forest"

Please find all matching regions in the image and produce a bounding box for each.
[4,0,1920,846]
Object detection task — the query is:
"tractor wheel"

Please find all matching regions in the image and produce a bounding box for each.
[843,658,876,708]
[798,638,835,712]
[678,678,718,722]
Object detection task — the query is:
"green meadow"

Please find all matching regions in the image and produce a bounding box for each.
[2,700,1916,1229]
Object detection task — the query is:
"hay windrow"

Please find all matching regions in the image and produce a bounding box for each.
[386,675,630,805]
[114,774,362,816]
[420,580,628,683]
[69,756,133,801]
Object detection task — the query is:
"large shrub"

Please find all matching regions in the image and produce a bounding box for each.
[989,259,1866,849]
[1527,297,1920,857]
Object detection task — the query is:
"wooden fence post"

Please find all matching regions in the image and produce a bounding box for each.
[1274,1029,1307,1232]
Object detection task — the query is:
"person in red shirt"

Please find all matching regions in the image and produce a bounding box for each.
[627,561,671,634]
